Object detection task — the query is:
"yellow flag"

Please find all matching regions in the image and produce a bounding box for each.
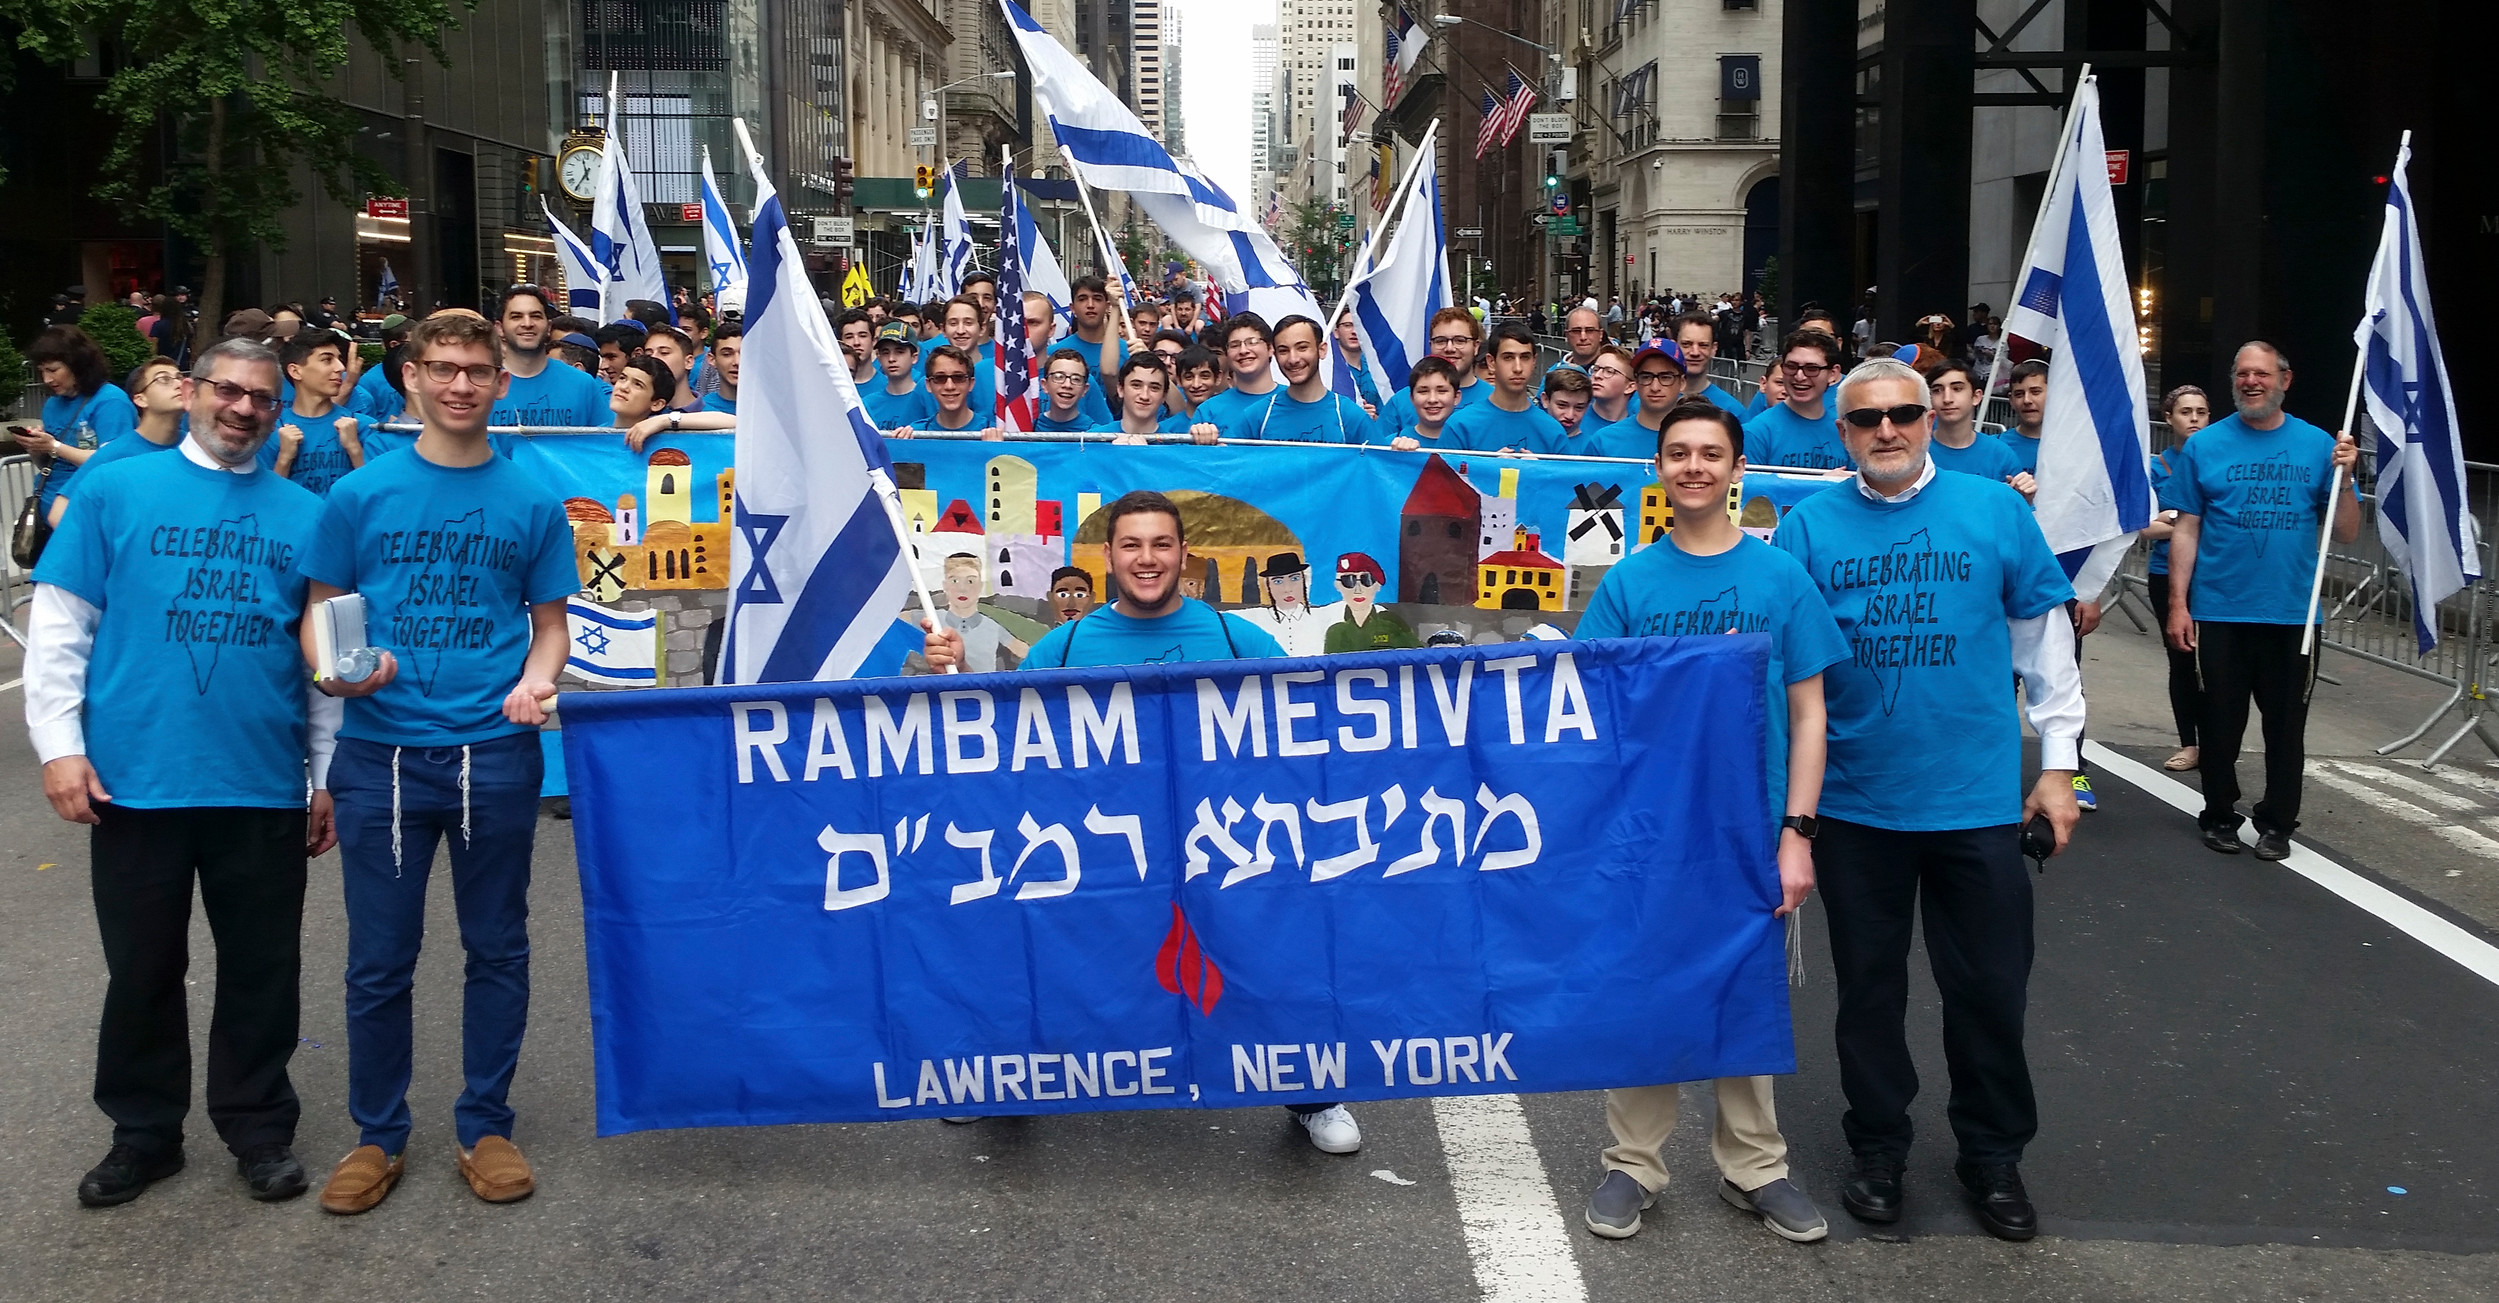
[840,261,873,308]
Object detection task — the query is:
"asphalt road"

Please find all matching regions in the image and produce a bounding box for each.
[2,626,2496,1302]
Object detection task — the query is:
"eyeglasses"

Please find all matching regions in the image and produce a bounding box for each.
[1565,325,1602,335]
[1840,404,1929,429]
[206,379,281,412]
[1633,370,1680,386]
[1046,370,1089,384]
[1780,360,1834,376]
[1429,335,1475,348]
[1338,572,1379,589]
[1589,364,1628,381]
[417,360,501,387]
[927,372,972,385]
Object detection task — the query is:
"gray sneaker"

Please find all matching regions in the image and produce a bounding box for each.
[1584,1170,1655,1239]
[1721,1177,1830,1242]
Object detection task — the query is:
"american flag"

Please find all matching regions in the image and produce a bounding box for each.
[1494,69,1539,148]
[1473,89,1502,160]
[993,161,1041,431]
[1341,84,1365,140]
[1383,8,1421,108]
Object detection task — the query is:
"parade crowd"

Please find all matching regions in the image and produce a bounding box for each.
[10,270,2355,1246]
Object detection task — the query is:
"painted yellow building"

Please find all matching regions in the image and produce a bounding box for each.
[565,459,736,594]
[1475,526,1565,612]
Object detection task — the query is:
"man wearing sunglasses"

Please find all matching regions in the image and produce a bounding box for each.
[1741,331,1853,471]
[29,338,336,1209]
[1770,357,2082,1243]
[488,286,611,430]
[300,312,581,1215]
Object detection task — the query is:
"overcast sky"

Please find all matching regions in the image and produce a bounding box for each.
[1172,0,1268,202]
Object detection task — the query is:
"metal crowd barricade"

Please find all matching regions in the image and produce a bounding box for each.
[0,453,37,646]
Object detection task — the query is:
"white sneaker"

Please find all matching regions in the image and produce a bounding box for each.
[1296,1105,1362,1154]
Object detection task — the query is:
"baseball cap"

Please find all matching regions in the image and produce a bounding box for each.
[875,321,914,347]
[1629,340,1685,371]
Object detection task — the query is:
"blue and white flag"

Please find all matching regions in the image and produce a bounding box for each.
[2357,136,2480,653]
[592,72,670,322]
[719,117,920,685]
[375,257,398,307]
[939,163,974,299]
[1348,132,1450,395]
[2003,78,2150,601]
[563,599,664,686]
[1003,0,1323,329]
[1014,183,1074,326]
[898,225,925,302]
[542,198,605,314]
[698,145,748,316]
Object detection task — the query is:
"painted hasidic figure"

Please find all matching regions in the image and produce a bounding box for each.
[1228,552,1333,659]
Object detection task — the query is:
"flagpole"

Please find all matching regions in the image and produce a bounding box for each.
[2297,130,2406,657]
[1061,146,1145,347]
[1980,64,2091,426]
[1326,118,1440,333]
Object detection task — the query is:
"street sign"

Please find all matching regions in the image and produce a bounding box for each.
[681,203,704,222]
[1545,217,1580,236]
[1526,113,1573,144]
[365,197,408,220]
[1337,212,1354,229]
[2105,149,2131,185]
[1550,192,1571,216]
[1454,226,1484,238]
[910,126,938,147]
[812,216,855,246]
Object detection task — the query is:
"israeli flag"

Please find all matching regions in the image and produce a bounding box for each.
[1002,0,1323,327]
[563,600,663,686]
[719,117,921,685]
[591,72,670,321]
[1015,183,1074,326]
[699,146,748,316]
[2358,136,2480,653]
[1348,144,1451,394]
[2005,78,2151,601]
[939,164,974,299]
[375,257,398,307]
[542,198,605,314]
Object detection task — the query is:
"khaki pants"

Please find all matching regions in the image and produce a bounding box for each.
[1601,1076,1789,1194]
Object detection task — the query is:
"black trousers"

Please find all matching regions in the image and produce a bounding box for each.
[1816,817,2036,1166]
[2146,575,2204,747]
[2195,621,2317,834]
[91,805,307,1156]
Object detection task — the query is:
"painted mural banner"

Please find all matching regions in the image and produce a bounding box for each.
[503,433,1845,668]
[561,636,1791,1134]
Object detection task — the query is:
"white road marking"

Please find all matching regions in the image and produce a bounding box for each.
[0,678,19,693]
[2305,766,2499,858]
[1431,1094,1588,1303]
[2088,742,2499,989]
[2323,760,2481,813]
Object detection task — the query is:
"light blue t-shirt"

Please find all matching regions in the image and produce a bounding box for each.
[1692,382,1748,417]
[1999,430,2042,476]
[2160,412,2352,624]
[1033,384,1113,431]
[1022,598,1286,668]
[1223,390,1379,445]
[862,381,935,430]
[1442,399,1566,454]
[492,360,612,428]
[1744,403,1852,471]
[1586,417,1665,462]
[698,391,737,415]
[38,385,139,510]
[32,452,321,808]
[300,448,580,747]
[2147,447,2179,575]
[1928,432,2022,484]
[1773,469,2073,831]
[348,366,406,422]
[1189,383,1278,434]
[1380,375,1489,436]
[63,428,180,495]
[260,406,377,497]
[1744,390,1773,417]
[1577,534,1849,817]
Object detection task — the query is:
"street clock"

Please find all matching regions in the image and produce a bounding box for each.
[558,129,606,205]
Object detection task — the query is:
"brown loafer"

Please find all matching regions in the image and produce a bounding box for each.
[457,1135,536,1203]
[319,1145,404,1215]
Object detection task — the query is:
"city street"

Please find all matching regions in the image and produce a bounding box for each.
[1,619,2495,1303]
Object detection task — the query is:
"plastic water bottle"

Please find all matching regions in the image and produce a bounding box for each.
[335,647,382,683]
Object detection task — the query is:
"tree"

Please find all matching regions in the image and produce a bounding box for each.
[1280,198,1355,304]
[25,0,473,334]
[78,304,153,382]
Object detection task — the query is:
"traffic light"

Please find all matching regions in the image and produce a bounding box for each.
[833,155,855,212]
[1545,148,1567,190]
[517,155,540,223]
[914,165,933,199]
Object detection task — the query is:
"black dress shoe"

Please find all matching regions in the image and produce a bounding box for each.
[2199,825,2243,854]
[77,1144,184,1207]
[2252,829,2293,861]
[1840,1156,1903,1224]
[236,1144,309,1202]
[1954,1160,2037,1241]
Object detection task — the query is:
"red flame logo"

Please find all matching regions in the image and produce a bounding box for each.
[1155,904,1225,1016]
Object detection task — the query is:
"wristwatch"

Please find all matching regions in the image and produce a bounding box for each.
[1780,814,1820,840]
[668,411,681,432]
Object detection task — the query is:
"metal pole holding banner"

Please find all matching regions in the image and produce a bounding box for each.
[1979,64,2092,428]
[2298,349,2371,657]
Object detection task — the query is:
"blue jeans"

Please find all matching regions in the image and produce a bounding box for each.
[331,732,542,1153]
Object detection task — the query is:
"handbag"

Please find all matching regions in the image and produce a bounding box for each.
[11,460,54,569]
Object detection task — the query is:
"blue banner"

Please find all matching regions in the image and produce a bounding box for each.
[562,637,1791,1135]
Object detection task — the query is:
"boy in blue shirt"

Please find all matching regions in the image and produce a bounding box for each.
[1034,348,1105,432]
[1670,313,1749,415]
[2161,342,2361,860]
[266,329,373,496]
[29,337,335,1208]
[1220,315,1379,445]
[301,313,580,1216]
[1190,313,1284,435]
[59,358,187,511]
[697,321,742,414]
[1535,365,1598,452]
[920,491,1365,1158]
[1771,357,2082,1243]
[1923,361,2025,489]
[863,323,936,429]
[926,296,999,416]
[1585,342,1682,461]
[488,286,611,428]
[1376,307,1490,437]
[1441,322,1566,453]
[1742,330,1852,471]
[1997,360,2049,476]
[1574,400,1843,1247]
